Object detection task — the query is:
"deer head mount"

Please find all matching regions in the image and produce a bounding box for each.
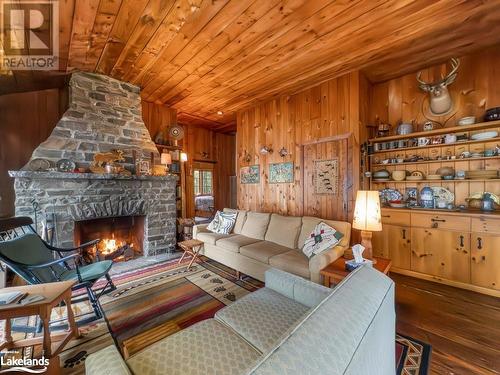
[417,58,460,115]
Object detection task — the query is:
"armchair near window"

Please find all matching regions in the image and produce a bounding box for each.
[0,217,115,322]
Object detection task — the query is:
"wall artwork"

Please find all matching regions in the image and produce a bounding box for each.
[313,159,339,195]
[240,165,260,184]
[269,162,294,183]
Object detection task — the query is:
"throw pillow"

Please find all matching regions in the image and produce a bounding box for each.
[302,222,344,258]
[215,211,237,234]
[207,211,222,233]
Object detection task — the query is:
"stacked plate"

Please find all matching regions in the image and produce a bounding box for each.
[465,170,498,180]
[427,174,442,180]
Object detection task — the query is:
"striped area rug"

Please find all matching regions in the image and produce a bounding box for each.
[58,256,262,373]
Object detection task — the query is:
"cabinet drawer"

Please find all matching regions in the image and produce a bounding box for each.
[472,217,500,235]
[411,213,470,231]
[380,211,410,225]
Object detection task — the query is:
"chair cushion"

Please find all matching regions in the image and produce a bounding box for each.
[268,250,310,279]
[240,241,291,264]
[298,216,351,249]
[264,214,302,249]
[223,208,247,234]
[196,232,235,246]
[216,235,262,253]
[61,260,113,283]
[215,288,309,353]
[127,319,260,375]
[240,212,271,240]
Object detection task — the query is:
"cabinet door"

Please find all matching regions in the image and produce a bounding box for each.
[471,233,500,290]
[372,225,410,269]
[411,228,470,282]
[388,225,411,269]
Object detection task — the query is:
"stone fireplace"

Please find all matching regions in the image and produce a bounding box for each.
[9,72,177,256]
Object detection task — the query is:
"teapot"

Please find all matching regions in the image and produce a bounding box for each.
[397,123,413,135]
[444,134,457,144]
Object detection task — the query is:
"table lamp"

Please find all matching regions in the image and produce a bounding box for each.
[352,190,382,263]
[161,152,172,171]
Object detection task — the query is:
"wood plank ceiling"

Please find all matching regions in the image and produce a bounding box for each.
[3,0,500,129]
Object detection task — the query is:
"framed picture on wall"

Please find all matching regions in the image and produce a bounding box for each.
[269,162,294,183]
[313,159,339,195]
[240,165,260,184]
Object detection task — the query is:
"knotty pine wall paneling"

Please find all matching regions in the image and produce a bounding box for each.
[0,88,68,217]
[236,71,367,222]
[141,101,177,141]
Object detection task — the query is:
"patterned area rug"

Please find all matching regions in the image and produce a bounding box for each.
[396,334,432,375]
[1,257,431,375]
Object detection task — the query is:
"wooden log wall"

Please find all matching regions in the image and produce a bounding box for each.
[236,71,366,221]
[0,89,68,217]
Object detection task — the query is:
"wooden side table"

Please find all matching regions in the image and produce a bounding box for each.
[320,256,392,287]
[178,239,204,270]
[0,280,78,374]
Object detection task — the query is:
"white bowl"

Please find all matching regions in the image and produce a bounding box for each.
[457,116,476,126]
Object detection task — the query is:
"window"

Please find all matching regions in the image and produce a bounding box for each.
[194,170,213,196]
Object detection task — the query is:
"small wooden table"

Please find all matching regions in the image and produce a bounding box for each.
[178,239,204,270]
[0,280,78,374]
[320,256,392,287]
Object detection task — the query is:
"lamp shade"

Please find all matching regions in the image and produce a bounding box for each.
[352,190,382,232]
[160,152,172,165]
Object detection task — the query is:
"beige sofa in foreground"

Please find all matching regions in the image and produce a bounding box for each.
[193,209,351,283]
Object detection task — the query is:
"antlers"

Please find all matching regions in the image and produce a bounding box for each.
[416,58,460,91]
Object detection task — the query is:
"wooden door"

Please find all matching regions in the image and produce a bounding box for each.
[302,136,349,221]
[372,225,410,269]
[471,233,500,290]
[411,228,470,283]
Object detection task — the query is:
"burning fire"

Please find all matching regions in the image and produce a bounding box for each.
[97,238,131,255]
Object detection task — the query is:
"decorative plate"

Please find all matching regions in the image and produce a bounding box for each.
[27,158,51,172]
[56,159,76,172]
[379,188,403,204]
[431,187,454,204]
[470,131,498,141]
[168,125,185,140]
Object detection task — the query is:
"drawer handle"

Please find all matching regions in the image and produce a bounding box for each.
[459,235,464,248]
[381,215,391,218]
[431,218,446,222]
[402,229,406,240]
[477,237,482,250]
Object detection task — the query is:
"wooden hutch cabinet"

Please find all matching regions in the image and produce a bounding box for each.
[367,121,500,297]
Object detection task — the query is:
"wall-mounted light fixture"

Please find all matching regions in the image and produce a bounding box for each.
[180,152,188,162]
[278,147,289,158]
[260,146,273,155]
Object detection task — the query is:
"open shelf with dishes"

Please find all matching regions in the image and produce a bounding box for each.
[367,120,500,211]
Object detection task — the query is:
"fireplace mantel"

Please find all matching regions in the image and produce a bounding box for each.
[9,170,178,182]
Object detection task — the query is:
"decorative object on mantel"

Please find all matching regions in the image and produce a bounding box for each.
[260,145,273,155]
[278,147,289,158]
[417,57,460,115]
[160,152,172,172]
[313,159,339,194]
[56,159,76,172]
[269,162,294,183]
[27,158,51,172]
[136,159,151,176]
[240,165,260,184]
[352,190,382,263]
[90,149,126,174]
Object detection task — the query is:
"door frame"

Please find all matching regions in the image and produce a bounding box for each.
[300,132,352,220]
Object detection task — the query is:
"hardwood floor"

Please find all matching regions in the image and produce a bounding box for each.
[393,273,500,375]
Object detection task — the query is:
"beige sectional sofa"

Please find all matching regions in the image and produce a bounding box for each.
[86,267,396,375]
[193,209,351,283]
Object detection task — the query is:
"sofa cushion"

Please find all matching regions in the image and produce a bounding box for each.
[223,208,247,234]
[264,214,302,248]
[216,235,262,253]
[241,212,271,240]
[240,241,291,264]
[127,319,260,375]
[268,250,310,279]
[215,288,309,353]
[298,216,351,249]
[196,232,235,246]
